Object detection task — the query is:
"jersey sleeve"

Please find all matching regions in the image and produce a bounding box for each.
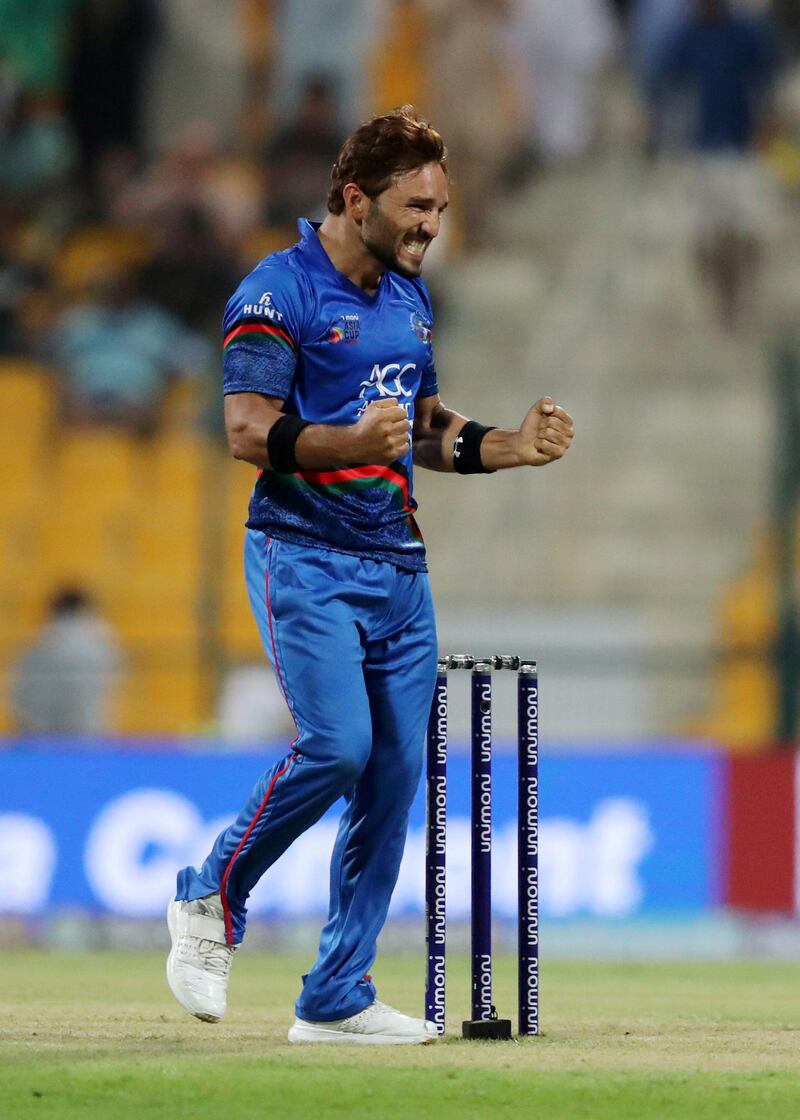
[412,278,439,399]
[222,264,306,400]
[417,348,439,399]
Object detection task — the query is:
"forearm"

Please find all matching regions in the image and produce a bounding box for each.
[478,428,523,471]
[412,402,466,472]
[413,402,521,473]
[226,393,410,472]
[230,415,357,471]
[295,423,358,470]
[226,395,358,471]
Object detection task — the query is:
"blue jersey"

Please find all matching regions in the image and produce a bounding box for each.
[222,220,438,571]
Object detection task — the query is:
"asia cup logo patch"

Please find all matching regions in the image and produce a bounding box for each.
[410,311,433,344]
[328,313,360,344]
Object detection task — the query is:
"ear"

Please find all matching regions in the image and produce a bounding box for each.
[342,182,367,224]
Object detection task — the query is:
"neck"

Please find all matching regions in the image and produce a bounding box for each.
[317,213,384,294]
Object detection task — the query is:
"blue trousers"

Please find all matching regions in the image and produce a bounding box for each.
[176,531,438,1022]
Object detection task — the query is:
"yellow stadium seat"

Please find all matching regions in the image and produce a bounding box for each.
[109,587,199,647]
[0,361,56,436]
[160,380,206,432]
[369,3,430,113]
[52,226,155,294]
[0,508,45,580]
[239,228,296,270]
[219,459,260,657]
[39,432,142,593]
[55,431,142,504]
[136,434,205,560]
[116,662,208,734]
[0,363,57,502]
[705,658,776,751]
[719,572,777,647]
[145,432,208,501]
[703,527,786,749]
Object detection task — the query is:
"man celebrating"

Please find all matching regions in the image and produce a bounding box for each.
[167,107,573,1044]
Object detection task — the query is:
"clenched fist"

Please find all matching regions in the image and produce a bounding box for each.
[516,397,574,467]
[351,399,411,464]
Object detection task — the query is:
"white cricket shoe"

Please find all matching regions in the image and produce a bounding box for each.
[288,1000,438,1045]
[166,894,235,1023]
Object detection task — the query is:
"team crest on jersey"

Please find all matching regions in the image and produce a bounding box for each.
[327,313,360,344]
[410,311,433,344]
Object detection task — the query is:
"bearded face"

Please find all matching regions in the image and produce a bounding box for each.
[358,163,449,279]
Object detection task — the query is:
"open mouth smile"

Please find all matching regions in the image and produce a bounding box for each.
[402,236,429,262]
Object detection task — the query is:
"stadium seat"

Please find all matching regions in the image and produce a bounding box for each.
[0,362,56,503]
[56,431,142,506]
[116,661,207,734]
[704,564,778,748]
[52,226,155,294]
[369,2,429,112]
[220,459,261,657]
[239,228,296,269]
[36,432,141,596]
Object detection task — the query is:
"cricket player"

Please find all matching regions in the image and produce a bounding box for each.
[167,107,574,1044]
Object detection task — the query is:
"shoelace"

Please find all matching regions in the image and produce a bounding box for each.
[184,936,234,977]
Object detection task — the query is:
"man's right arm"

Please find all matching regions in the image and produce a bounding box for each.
[224,392,411,471]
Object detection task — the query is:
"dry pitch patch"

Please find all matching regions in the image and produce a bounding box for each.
[1,951,800,1118]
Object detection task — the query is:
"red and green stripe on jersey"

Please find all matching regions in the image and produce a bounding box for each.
[223,319,297,356]
[284,462,424,542]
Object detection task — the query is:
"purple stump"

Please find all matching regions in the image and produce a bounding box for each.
[517,662,540,1036]
[462,662,511,1039]
[424,662,448,1033]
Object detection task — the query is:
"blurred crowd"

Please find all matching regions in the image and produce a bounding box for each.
[2,1,800,440]
[3,0,800,737]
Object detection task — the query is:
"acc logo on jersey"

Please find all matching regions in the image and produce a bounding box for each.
[327,313,360,344]
[359,362,415,400]
[241,291,284,323]
[410,311,433,344]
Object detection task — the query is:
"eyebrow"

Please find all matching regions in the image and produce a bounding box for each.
[407,196,449,211]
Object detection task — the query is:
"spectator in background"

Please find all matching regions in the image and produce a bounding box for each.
[216,664,295,747]
[0,0,78,97]
[0,85,74,215]
[0,209,46,354]
[64,0,159,200]
[110,120,263,249]
[772,0,800,57]
[11,587,124,735]
[628,0,691,154]
[266,74,343,228]
[272,0,380,129]
[511,0,618,165]
[424,0,517,251]
[53,265,212,435]
[656,0,781,326]
[139,205,240,337]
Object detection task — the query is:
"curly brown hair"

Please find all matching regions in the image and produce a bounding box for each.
[327,106,448,215]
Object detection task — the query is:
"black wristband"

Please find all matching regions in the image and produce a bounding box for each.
[267,414,311,473]
[453,420,496,475]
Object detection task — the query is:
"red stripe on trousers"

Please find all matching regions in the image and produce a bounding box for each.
[219,756,294,943]
[218,537,301,944]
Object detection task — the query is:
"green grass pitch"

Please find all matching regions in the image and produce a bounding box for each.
[2,949,800,1118]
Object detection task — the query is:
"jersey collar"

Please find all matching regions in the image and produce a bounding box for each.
[297,218,384,304]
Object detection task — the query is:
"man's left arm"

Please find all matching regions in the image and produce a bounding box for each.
[412,393,574,473]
